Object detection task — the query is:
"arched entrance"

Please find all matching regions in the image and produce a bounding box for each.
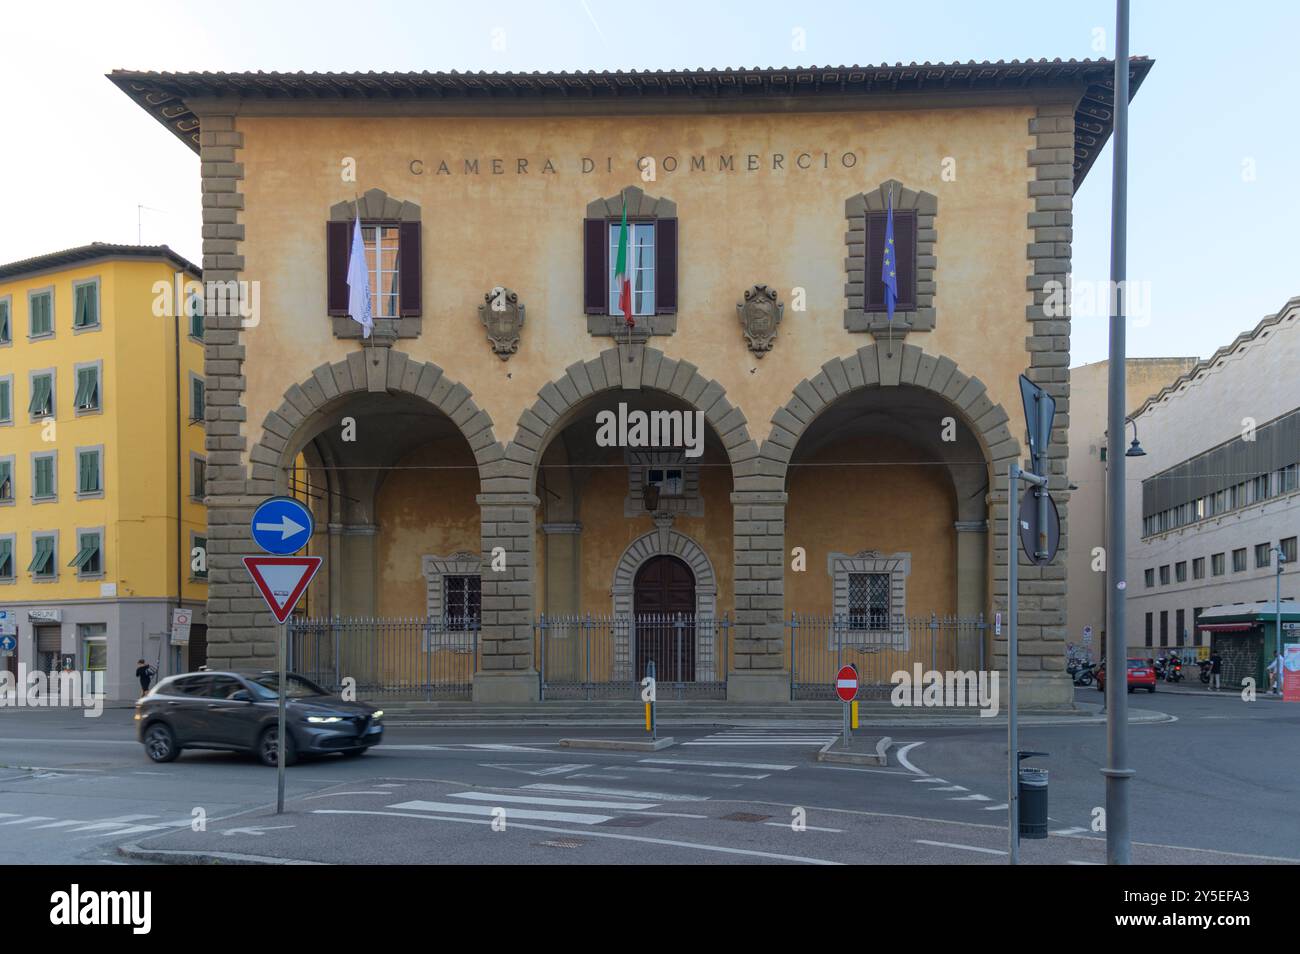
[633,555,696,681]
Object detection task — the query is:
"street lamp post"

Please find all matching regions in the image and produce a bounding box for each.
[1272,546,1287,691]
[1103,0,1135,866]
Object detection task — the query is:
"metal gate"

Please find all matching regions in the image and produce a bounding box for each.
[789,613,987,700]
[536,613,729,700]
[288,616,478,700]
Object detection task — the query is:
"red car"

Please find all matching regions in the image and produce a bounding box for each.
[1096,658,1157,693]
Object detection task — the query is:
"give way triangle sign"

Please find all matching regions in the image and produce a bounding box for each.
[242,556,323,624]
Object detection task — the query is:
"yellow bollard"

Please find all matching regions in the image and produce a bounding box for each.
[851,700,859,729]
[645,701,652,732]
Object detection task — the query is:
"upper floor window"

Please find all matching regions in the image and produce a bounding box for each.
[1144,568,1155,588]
[69,531,102,576]
[1192,557,1205,580]
[582,187,678,323]
[0,376,11,424]
[1232,548,1247,572]
[76,447,102,497]
[73,280,99,329]
[864,207,917,313]
[28,534,56,579]
[1175,561,1187,583]
[192,533,208,580]
[0,298,10,343]
[1158,565,1170,585]
[28,290,53,337]
[326,190,423,336]
[1279,463,1299,495]
[646,467,684,497]
[1212,552,1226,576]
[74,365,101,413]
[1256,543,1271,568]
[1282,537,1298,565]
[0,536,13,580]
[32,452,56,500]
[191,455,207,501]
[190,375,205,423]
[187,291,204,339]
[29,371,53,418]
[0,457,13,502]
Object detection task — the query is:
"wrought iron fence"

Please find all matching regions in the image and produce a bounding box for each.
[789,613,987,700]
[288,616,479,700]
[536,613,729,700]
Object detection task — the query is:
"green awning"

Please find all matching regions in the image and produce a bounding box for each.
[27,540,53,574]
[69,544,99,570]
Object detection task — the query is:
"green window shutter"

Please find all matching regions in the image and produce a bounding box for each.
[193,378,205,421]
[35,456,53,497]
[70,534,100,572]
[79,450,100,493]
[75,368,99,409]
[0,539,12,577]
[0,461,12,500]
[194,535,208,579]
[31,295,50,335]
[28,537,53,575]
[75,287,87,327]
[189,295,204,338]
[29,375,51,415]
[0,381,9,421]
[0,301,9,341]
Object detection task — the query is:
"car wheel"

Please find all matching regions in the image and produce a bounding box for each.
[1127,686,1134,693]
[1149,685,1157,693]
[257,726,298,767]
[143,723,180,763]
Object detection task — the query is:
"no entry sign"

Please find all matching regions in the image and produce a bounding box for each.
[836,665,858,702]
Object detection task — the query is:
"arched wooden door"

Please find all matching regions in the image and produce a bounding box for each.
[633,555,696,682]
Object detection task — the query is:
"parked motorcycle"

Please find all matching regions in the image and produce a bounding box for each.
[1198,659,1212,684]
[1073,662,1097,687]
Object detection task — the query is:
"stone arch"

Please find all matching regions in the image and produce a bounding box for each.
[506,345,758,497]
[611,527,720,683]
[249,349,501,496]
[760,342,1020,487]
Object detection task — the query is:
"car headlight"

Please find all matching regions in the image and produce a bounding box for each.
[371,710,383,720]
[306,715,344,724]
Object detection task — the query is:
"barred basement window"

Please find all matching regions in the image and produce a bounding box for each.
[442,575,481,630]
[847,573,891,630]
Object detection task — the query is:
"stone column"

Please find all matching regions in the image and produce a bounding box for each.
[729,490,789,701]
[473,492,540,701]
[541,522,582,617]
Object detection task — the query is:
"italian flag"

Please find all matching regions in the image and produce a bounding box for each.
[614,197,633,325]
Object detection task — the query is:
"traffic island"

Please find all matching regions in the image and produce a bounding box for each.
[558,736,676,752]
[815,735,893,766]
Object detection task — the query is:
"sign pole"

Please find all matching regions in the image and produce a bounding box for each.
[1007,463,1020,865]
[276,618,287,814]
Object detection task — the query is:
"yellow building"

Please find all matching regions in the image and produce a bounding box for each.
[0,244,207,699]
[112,59,1151,706]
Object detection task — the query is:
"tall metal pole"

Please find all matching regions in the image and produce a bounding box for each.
[276,619,287,814]
[1103,0,1134,865]
[1277,552,1285,687]
[1007,463,1020,865]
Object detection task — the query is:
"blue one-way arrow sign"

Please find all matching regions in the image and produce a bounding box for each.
[250,496,314,555]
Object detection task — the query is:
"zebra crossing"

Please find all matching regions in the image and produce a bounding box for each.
[681,726,839,747]
[0,811,193,839]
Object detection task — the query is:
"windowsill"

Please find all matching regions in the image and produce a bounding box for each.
[0,341,11,348]
[0,499,14,507]
[31,496,58,505]
[190,576,208,584]
[29,413,54,422]
[0,578,14,585]
[75,407,103,417]
[190,496,206,504]
[27,333,54,341]
[188,334,204,345]
[31,576,59,584]
[72,324,101,335]
[77,572,105,581]
[0,420,13,426]
[76,491,104,500]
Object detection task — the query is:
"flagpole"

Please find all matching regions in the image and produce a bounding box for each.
[887,184,894,358]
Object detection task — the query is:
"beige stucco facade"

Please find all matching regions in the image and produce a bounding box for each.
[111,62,1147,705]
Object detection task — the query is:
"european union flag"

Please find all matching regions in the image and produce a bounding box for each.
[881,189,898,322]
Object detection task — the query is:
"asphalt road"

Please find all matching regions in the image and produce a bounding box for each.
[0,688,1295,865]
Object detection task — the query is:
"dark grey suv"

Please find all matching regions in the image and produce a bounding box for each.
[135,671,384,765]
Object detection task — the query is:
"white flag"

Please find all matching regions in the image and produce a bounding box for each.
[346,214,373,339]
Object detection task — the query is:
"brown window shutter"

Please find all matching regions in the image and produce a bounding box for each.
[398,221,422,317]
[654,217,678,313]
[864,210,916,312]
[894,210,916,311]
[326,220,351,316]
[583,217,608,314]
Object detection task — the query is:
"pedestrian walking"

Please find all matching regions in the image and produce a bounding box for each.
[135,659,157,696]
[1267,651,1283,695]
[1208,650,1223,692]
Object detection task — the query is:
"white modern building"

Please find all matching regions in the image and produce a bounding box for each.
[1125,297,1300,664]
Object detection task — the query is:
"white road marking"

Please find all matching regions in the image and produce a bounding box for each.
[447,792,659,810]
[765,822,844,833]
[386,800,612,825]
[522,783,709,802]
[931,785,968,792]
[683,741,832,747]
[479,763,590,777]
[67,822,131,833]
[819,765,912,775]
[948,794,992,802]
[572,773,626,779]
[621,766,768,780]
[915,839,1006,856]
[637,764,795,779]
[894,741,928,775]
[0,816,54,826]
[32,819,89,829]
[303,791,393,799]
[913,778,948,784]
[639,811,708,818]
[1051,827,1089,836]
[313,809,841,864]
[983,804,1009,811]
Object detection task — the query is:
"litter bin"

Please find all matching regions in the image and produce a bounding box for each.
[1017,751,1049,840]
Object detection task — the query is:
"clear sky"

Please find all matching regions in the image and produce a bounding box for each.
[1,0,1295,364]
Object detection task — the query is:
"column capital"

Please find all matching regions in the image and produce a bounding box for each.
[476,493,540,508]
[729,491,789,505]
